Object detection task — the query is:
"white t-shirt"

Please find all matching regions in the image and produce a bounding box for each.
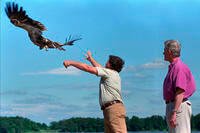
[96,67,123,107]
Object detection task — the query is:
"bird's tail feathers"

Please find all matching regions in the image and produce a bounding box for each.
[64,35,82,46]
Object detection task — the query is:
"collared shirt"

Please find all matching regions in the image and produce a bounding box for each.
[163,58,196,101]
[96,67,123,107]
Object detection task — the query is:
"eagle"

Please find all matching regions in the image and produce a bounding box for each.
[5,2,81,51]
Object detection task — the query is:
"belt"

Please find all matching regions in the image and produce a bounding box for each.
[101,100,122,110]
[165,98,188,104]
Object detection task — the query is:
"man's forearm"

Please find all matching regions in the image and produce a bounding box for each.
[168,88,184,128]
[89,57,102,67]
[173,88,184,112]
[64,61,97,75]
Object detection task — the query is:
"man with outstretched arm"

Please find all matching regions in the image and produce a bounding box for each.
[63,51,127,133]
[163,40,196,133]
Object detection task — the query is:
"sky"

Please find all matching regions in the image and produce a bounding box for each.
[1,0,200,124]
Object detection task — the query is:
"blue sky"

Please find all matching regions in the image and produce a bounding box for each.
[1,0,200,124]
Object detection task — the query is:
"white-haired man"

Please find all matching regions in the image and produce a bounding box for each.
[163,40,196,133]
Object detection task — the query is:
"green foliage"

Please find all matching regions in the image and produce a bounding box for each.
[0,116,48,133]
[126,115,167,131]
[126,116,144,131]
[143,115,167,131]
[49,117,104,132]
[1,113,200,132]
[192,114,200,130]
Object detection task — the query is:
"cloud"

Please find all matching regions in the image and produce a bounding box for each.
[122,89,133,98]
[1,101,102,124]
[1,90,102,123]
[124,59,168,73]
[21,67,81,76]
[121,59,167,89]
[82,92,98,101]
[14,93,61,105]
[1,103,65,118]
[0,90,29,96]
[56,82,98,91]
[1,91,62,105]
[141,59,168,69]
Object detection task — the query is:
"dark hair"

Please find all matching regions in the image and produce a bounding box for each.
[109,55,125,72]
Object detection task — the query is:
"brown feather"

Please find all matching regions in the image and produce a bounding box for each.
[5,2,81,51]
[5,2,46,31]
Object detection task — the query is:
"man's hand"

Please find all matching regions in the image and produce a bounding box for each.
[85,51,92,62]
[63,60,98,75]
[84,50,102,67]
[169,112,177,128]
[63,60,72,68]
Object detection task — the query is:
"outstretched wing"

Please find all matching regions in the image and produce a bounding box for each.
[5,2,73,51]
[5,2,46,31]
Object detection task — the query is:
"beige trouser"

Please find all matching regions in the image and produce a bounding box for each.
[166,100,192,133]
[103,103,127,133]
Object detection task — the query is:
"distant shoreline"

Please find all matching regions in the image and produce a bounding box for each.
[1,114,200,132]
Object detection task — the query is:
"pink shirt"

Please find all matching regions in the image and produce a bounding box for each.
[163,58,196,101]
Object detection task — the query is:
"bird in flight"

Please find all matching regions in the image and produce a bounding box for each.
[5,2,81,51]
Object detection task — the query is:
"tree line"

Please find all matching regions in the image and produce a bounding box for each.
[0,114,200,132]
[0,116,47,133]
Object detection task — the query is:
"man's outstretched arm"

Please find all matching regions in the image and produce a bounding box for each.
[86,51,102,67]
[63,60,98,75]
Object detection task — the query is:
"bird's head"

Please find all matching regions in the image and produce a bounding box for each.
[11,19,22,26]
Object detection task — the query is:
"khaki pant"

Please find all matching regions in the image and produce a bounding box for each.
[103,103,127,133]
[166,101,192,133]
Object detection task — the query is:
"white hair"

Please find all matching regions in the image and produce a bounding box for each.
[164,40,181,57]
